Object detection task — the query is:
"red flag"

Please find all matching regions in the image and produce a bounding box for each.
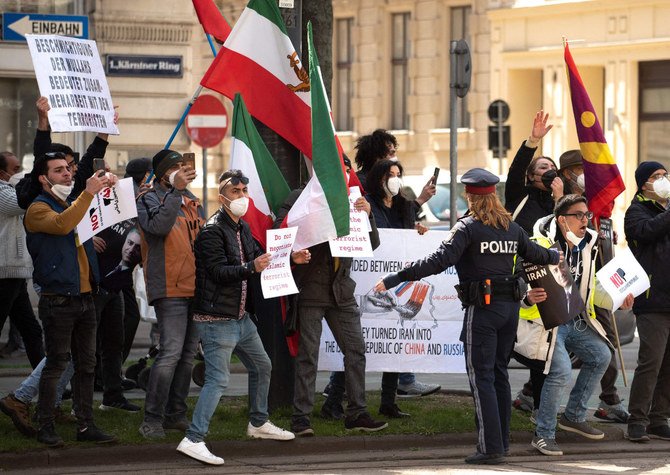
[192,0,232,44]
[564,41,625,219]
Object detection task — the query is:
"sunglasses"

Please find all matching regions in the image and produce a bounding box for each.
[44,152,67,159]
[219,175,249,187]
[562,211,593,221]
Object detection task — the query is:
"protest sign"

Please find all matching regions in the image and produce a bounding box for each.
[522,242,583,329]
[329,186,373,258]
[595,246,650,311]
[319,228,466,373]
[76,177,137,243]
[261,227,299,298]
[25,34,119,135]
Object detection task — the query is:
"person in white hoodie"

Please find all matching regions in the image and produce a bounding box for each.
[0,151,44,370]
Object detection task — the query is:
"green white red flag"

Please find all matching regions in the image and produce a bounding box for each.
[230,93,290,250]
[192,0,232,44]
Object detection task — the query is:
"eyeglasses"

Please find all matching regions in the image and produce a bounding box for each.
[649,173,668,181]
[563,211,593,221]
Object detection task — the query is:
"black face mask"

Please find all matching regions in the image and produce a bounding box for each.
[540,169,558,189]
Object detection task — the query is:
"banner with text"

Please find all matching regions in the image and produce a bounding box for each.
[329,186,373,258]
[26,34,119,135]
[76,178,137,243]
[319,228,466,373]
[262,227,299,298]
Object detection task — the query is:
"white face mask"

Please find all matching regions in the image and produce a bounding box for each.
[168,169,179,187]
[223,196,249,217]
[562,219,584,246]
[385,176,403,196]
[8,171,25,187]
[575,173,585,190]
[649,177,670,199]
[46,178,73,201]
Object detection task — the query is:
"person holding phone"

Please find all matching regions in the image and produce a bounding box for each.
[137,149,205,439]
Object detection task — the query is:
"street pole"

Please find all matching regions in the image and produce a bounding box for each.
[202,147,208,217]
[497,101,504,175]
[449,40,458,229]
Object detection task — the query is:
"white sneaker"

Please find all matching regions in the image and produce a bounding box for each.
[247,421,295,441]
[176,437,224,465]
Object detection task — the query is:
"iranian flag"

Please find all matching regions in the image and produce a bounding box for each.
[200,0,363,191]
[286,22,349,250]
[192,0,232,44]
[230,93,290,250]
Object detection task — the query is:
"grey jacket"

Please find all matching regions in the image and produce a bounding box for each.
[0,180,32,279]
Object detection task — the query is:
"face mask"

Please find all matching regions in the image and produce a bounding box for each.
[46,178,73,201]
[540,169,558,189]
[223,196,249,217]
[8,171,25,187]
[575,173,585,190]
[385,176,403,196]
[168,170,179,187]
[387,156,398,162]
[562,219,584,246]
[650,177,670,199]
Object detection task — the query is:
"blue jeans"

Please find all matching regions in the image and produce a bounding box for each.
[536,319,611,439]
[14,356,74,407]
[186,314,271,442]
[143,298,198,425]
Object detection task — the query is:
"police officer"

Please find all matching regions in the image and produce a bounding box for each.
[374,168,560,465]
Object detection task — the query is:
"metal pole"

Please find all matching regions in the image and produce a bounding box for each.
[206,34,218,57]
[449,40,458,229]
[497,101,504,175]
[202,147,208,217]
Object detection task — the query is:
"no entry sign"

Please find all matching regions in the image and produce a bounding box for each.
[186,95,228,148]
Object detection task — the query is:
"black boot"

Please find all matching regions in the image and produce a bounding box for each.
[37,423,64,447]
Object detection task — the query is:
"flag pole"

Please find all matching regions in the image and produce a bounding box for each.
[206,34,218,57]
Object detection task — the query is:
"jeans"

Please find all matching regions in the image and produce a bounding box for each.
[37,294,97,429]
[293,306,367,422]
[628,312,670,428]
[14,356,74,407]
[94,289,125,404]
[595,305,621,405]
[143,297,197,425]
[536,319,611,439]
[0,278,45,368]
[186,314,272,442]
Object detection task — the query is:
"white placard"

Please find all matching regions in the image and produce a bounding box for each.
[328,186,373,258]
[76,178,137,243]
[595,246,650,311]
[262,227,299,298]
[319,228,466,374]
[25,34,119,135]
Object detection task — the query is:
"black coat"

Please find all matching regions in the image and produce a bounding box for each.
[505,141,555,235]
[624,195,670,314]
[191,209,262,318]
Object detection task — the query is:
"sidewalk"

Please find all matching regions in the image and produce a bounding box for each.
[1,423,660,472]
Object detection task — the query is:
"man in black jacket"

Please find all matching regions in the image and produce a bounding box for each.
[176,170,307,465]
[624,161,670,443]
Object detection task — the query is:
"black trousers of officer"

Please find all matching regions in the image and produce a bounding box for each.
[460,298,519,455]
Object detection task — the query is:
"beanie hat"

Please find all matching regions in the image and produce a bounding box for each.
[152,149,182,180]
[635,161,666,191]
[125,157,152,182]
[559,150,582,171]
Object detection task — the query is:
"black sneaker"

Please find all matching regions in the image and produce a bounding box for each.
[290,417,314,437]
[320,402,344,420]
[76,425,117,444]
[121,378,137,391]
[99,399,141,413]
[344,413,388,432]
[627,424,650,443]
[464,452,505,465]
[648,425,670,441]
[378,403,410,418]
[38,423,64,447]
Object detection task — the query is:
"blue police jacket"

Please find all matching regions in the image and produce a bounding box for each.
[25,192,100,295]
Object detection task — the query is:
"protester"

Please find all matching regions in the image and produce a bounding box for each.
[518,194,633,456]
[275,177,387,437]
[375,168,560,465]
[557,150,585,195]
[25,151,118,446]
[137,149,204,439]
[92,218,142,413]
[177,170,303,465]
[505,110,561,415]
[124,157,152,195]
[624,162,670,442]
[0,150,45,369]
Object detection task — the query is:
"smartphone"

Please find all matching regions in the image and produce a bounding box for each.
[182,152,196,170]
[93,158,106,176]
[432,167,440,184]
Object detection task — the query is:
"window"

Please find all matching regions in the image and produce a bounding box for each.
[334,18,353,132]
[639,61,670,167]
[391,12,410,130]
[0,1,78,14]
[450,6,471,128]
[0,78,39,167]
